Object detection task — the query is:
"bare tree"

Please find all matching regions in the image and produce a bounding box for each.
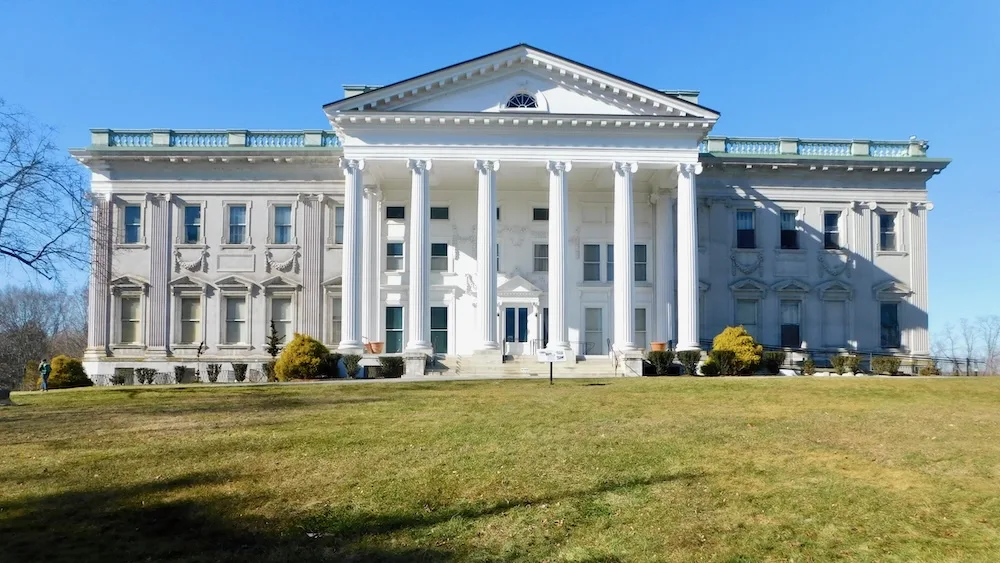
[1,98,90,280]
[978,315,1000,375]
[958,318,978,375]
[932,322,962,374]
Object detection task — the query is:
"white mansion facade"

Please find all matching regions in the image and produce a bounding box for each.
[73,45,949,377]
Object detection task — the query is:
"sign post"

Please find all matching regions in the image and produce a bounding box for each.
[536,348,567,385]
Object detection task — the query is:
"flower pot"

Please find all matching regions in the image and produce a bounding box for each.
[370,342,384,354]
[363,343,373,354]
[650,342,667,352]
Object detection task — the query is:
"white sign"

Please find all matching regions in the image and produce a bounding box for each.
[537,349,568,363]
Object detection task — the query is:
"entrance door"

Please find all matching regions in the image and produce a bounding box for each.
[584,307,603,355]
[504,306,529,355]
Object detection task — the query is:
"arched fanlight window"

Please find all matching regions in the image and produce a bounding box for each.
[505,92,538,109]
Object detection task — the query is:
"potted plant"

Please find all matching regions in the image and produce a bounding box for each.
[650,342,667,352]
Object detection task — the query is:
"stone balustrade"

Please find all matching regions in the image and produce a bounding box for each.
[93,129,341,148]
[700,136,928,158]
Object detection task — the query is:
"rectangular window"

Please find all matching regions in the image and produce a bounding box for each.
[880,302,900,348]
[496,244,501,271]
[879,213,897,251]
[823,300,846,348]
[736,210,755,249]
[334,206,345,245]
[583,244,601,281]
[386,206,405,219]
[273,205,292,245]
[585,308,603,355]
[533,244,548,272]
[430,306,448,354]
[505,307,516,343]
[634,308,647,350]
[780,300,801,348]
[736,299,759,342]
[824,212,840,249]
[120,297,141,343]
[533,207,549,221]
[225,296,247,344]
[780,211,798,250]
[183,205,201,244]
[270,297,292,343]
[496,207,501,221]
[386,242,404,271]
[634,244,648,282]
[123,205,142,244]
[330,297,342,345]
[179,297,201,344]
[385,306,403,353]
[430,207,449,220]
[517,307,528,343]
[431,243,448,272]
[228,205,247,244]
[607,244,614,282]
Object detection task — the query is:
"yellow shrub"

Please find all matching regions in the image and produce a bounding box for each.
[274,333,329,381]
[41,355,93,389]
[711,326,762,374]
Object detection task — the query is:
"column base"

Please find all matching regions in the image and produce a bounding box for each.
[83,347,109,361]
[405,341,433,355]
[676,343,701,352]
[338,341,364,355]
[620,351,645,377]
[403,352,428,377]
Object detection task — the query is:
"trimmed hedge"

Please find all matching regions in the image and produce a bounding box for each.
[343,354,362,378]
[646,350,675,375]
[708,349,737,375]
[762,351,786,375]
[700,357,721,376]
[871,356,902,375]
[275,333,330,381]
[379,356,404,378]
[677,350,701,376]
[44,356,93,389]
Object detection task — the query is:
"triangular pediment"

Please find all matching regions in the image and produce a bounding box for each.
[497,274,542,297]
[169,275,213,289]
[261,275,301,289]
[730,278,769,296]
[110,275,149,288]
[873,280,911,299]
[215,275,257,290]
[324,44,718,119]
[772,279,811,293]
[818,280,853,301]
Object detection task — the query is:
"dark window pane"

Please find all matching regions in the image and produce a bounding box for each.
[431,243,448,257]
[635,264,647,282]
[542,308,549,347]
[385,331,403,353]
[634,244,646,263]
[387,243,403,256]
[606,244,614,281]
[430,207,449,220]
[517,308,528,343]
[431,330,447,354]
[385,306,403,330]
[505,308,515,342]
[583,263,601,281]
[781,325,800,348]
[430,307,448,330]
[533,207,549,221]
[780,230,798,249]
[737,229,755,249]
[824,213,839,230]
[583,244,600,262]
[386,206,405,219]
[824,233,839,249]
[880,303,900,348]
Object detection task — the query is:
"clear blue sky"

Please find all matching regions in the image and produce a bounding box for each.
[2,0,997,339]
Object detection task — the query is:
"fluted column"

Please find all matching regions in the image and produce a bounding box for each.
[612,162,638,352]
[653,189,676,345]
[361,185,382,344]
[147,193,172,355]
[405,159,433,354]
[546,161,571,351]
[301,194,324,338]
[85,193,113,360]
[338,158,364,353]
[475,160,500,351]
[676,162,703,351]
[909,202,932,355]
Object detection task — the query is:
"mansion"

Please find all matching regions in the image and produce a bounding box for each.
[73,44,949,377]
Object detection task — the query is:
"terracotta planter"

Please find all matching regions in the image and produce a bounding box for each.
[363,343,373,354]
[370,342,384,354]
[650,342,667,352]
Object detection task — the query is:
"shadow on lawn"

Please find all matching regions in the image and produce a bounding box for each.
[0,471,693,562]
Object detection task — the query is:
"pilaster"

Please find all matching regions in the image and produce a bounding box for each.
[612,162,638,352]
[302,193,325,339]
[475,160,500,351]
[146,193,173,356]
[652,189,676,345]
[338,158,365,353]
[545,160,572,352]
[909,202,932,355]
[361,185,382,343]
[676,162,703,351]
[405,159,433,354]
[84,192,113,360]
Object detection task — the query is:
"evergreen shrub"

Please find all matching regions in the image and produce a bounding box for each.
[274,333,330,381]
[44,356,93,389]
[646,350,675,375]
[711,327,762,374]
[762,351,786,375]
[677,350,701,375]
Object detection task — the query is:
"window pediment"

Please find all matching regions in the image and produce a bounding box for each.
[730,278,768,297]
[818,280,853,301]
[873,280,911,300]
[169,275,213,292]
[110,275,150,294]
[261,275,301,290]
[322,276,342,287]
[772,279,811,294]
[215,275,258,292]
[497,274,542,298]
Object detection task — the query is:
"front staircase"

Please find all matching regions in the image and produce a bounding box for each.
[417,353,629,379]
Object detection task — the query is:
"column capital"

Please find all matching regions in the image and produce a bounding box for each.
[546,160,572,173]
[363,184,382,199]
[339,157,365,172]
[406,158,432,172]
[612,161,638,175]
[474,159,500,173]
[677,162,703,176]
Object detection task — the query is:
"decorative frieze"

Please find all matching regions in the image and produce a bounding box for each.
[174,248,208,273]
[264,249,299,274]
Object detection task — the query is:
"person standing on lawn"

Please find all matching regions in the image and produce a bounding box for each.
[38,359,51,392]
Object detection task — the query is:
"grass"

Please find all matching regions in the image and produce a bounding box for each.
[2,378,1000,562]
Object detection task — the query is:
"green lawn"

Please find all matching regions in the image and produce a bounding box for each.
[2,378,999,562]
